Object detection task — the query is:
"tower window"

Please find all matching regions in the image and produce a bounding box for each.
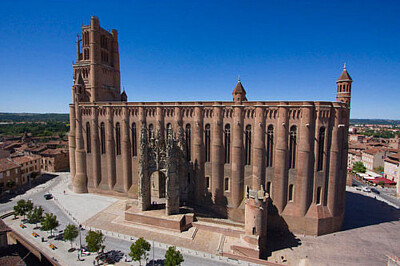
[205,124,211,162]
[288,184,294,202]
[148,124,154,139]
[206,177,210,189]
[116,123,121,155]
[289,126,297,169]
[317,127,326,171]
[132,123,137,157]
[316,187,322,205]
[245,125,252,165]
[224,124,231,164]
[166,123,172,139]
[224,178,229,191]
[266,125,274,167]
[185,124,191,161]
[100,122,106,154]
[266,181,271,195]
[86,122,91,153]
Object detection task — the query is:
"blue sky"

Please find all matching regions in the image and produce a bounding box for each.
[0,0,399,119]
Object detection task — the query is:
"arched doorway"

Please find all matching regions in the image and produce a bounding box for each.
[150,171,166,198]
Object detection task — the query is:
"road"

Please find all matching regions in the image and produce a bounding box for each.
[1,174,246,266]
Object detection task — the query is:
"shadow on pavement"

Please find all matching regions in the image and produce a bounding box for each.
[0,173,58,204]
[147,259,164,265]
[342,191,400,231]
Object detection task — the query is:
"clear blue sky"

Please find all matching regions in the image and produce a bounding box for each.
[0,0,399,119]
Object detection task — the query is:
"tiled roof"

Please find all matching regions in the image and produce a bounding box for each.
[363,148,383,155]
[40,148,67,156]
[12,155,40,165]
[0,158,20,172]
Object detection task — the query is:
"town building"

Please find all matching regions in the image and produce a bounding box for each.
[0,158,21,194]
[11,155,41,185]
[40,148,69,172]
[384,152,400,193]
[68,17,352,257]
[361,148,386,171]
[348,149,362,168]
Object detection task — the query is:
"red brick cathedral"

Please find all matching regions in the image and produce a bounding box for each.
[69,17,352,251]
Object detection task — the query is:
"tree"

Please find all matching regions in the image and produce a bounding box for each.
[27,206,44,227]
[353,161,366,173]
[7,180,15,189]
[41,213,59,237]
[63,224,79,249]
[129,237,151,266]
[85,230,105,253]
[374,166,384,173]
[13,199,33,220]
[164,246,184,266]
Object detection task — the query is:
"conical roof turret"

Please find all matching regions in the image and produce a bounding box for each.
[232,75,247,102]
[337,63,352,82]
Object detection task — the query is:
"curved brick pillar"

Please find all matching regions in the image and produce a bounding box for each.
[295,103,314,216]
[328,107,341,216]
[122,105,132,192]
[193,104,205,203]
[156,104,164,141]
[106,106,116,190]
[272,102,289,212]
[69,104,76,183]
[252,104,265,190]
[231,105,244,208]
[73,104,88,193]
[91,106,101,188]
[211,104,224,204]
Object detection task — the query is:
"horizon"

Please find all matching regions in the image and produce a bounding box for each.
[1,1,399,119]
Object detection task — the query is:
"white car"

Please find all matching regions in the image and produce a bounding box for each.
[362,187,371,193]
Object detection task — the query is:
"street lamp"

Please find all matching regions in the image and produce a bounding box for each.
[79,224,82,257]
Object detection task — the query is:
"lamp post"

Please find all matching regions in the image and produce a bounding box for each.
[79,224,82,256]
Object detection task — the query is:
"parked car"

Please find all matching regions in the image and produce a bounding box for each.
[371,188,380,194]
[43,193,53,200]
[362,187,371,193]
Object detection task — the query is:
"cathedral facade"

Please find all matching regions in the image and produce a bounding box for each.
[69,17,352,237]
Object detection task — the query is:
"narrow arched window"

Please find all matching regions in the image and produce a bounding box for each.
[132,123,137,157]
[115,123,121,155]
[166,123,172,139]
[245,125,252,165]
[224,124,231,164]
[266,181,271,195]
[100,122,106,154]
[316,186,322,205]
[224,177,229,191]
[288,184,294,201]
[206,176,210,189]
[185,124,191,161]
[317,127,326,171]
[266,125,274,167]
[289,126,297,169]
[86,122,91,153]
[148,124,154,139]
[205,124,211,162]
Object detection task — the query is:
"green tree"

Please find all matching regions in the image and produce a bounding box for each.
[13,199,33,220]
[129,237,151,266]
[164,246,184,266]
[27,206,44,227]
[6,180,15,189]
[374,166,384,173]
[353,161,366,173]
[63,224,79,249]
[41,213,59,237]
[85,230,105,253]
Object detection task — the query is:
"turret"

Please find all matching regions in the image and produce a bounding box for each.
[232,76,247,103]
[336,63,352,107]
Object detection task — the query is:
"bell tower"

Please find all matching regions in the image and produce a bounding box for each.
[232,76,247,103]
[336,63,352,107]
[73,16,125,103]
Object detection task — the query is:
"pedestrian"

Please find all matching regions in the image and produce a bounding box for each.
[63,190,65,194]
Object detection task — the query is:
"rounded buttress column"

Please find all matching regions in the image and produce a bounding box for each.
[295,103,314,216]
[122,105,132,192]
[193,104,205,203]
[91,106,101,188]
[73,104,88,193]
[272,102,289,213]
[69,104,76,182]
[231,105,244,208]
[211,104,224,204]
[252,104,265,190]
[328,107,340,216]
[106,106,116,190]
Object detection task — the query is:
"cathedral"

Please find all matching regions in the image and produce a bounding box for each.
[69,17,352,257]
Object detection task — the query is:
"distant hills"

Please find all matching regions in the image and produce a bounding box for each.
[0,113,69,122]
[0,113,399,125]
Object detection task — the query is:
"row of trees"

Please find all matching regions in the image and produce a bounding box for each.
[13,200,183,265]
[0,121,69,137]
